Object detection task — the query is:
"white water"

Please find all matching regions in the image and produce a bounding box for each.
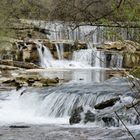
[26,20,137,45]
[37,42,54,67]
[37,43,123,69]
[0,84,115,124]
[72,49,94,66]
[94,51,101,68]
[37,42,92,68]
[0,77,139,127]
[55,43,64,60]
[0,89,68,125]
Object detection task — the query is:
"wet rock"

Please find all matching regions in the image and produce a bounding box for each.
[99,40,140,68]
[84,110,95,124]
[102,117,118,127]
[69,107,95,124]
[9,125,30,128]
[94,97,120,110]
[1,78,23,90]
[69,106,83,125]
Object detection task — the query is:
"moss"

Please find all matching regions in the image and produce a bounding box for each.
[130,66,140,78]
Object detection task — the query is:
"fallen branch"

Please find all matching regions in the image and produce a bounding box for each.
[114,111,136,140]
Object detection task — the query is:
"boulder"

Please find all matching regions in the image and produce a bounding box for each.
[84,110,95,124]
[69,106,83,125]
[94,97,120,110]
[69,106,96,125]
[102,117,118,127]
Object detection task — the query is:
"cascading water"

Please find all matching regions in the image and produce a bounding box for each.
[31,21,125,69]
[36,41,123,69]
[37,43,54,68]
[28,20,137,44]
[0,77,139,126]
[72,49,94,66]
[103,52,123,68]
[55,43,64,60]
[36,42,92,68]
[94,51,101,68]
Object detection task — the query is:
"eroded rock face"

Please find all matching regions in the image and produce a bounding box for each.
[123,52,140,68]
[99,40,140,68]
[101,40,140,53]
[0,60,40,69]
[14,39,87,65]
[0,73,59,88]
[0,41,17,60]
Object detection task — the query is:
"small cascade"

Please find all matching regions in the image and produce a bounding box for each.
[36,42,91,68]
[0,77,138,126]
[55,43,61,60]
[36,43,54,68]
[72,49,94,66]
[104,53,123,68]
[73,49,124,68]
[55,43,64,60]
[94,51,101,68]
[36,42,123,69]
[112,53,123,68]
[59,43,64,60]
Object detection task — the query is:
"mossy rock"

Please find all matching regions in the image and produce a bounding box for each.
[130,66,140,79]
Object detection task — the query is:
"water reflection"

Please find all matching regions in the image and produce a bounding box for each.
[38,69,121,83]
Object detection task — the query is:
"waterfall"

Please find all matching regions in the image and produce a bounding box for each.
[72,49,94,66]
[55,43,61,60]
[37,43,54,68]
[72,49,123,68]
[36,42,123,69]
[94,51,101,68]
[27,20,138,45]
[0,77,136,121]
[36,42,91,68]
[104,53,123,68]
[55,43,64,60]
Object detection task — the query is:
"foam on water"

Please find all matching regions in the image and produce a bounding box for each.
[0,89,68,125]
